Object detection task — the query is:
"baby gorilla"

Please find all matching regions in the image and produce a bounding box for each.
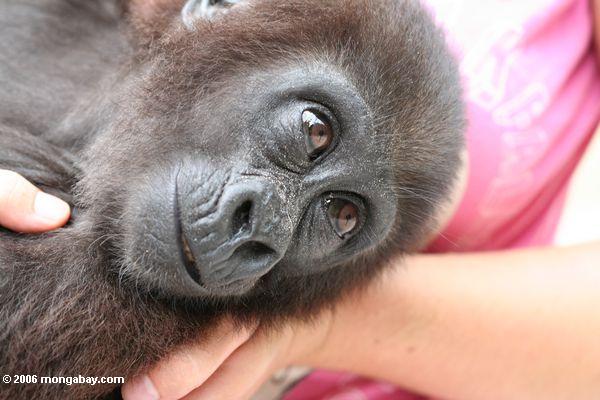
[0,0,464,398]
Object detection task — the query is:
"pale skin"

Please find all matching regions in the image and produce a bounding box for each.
[2,3,600,399]
[0,169,70,233]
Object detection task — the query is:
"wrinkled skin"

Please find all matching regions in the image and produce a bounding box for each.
[0,0,464,398]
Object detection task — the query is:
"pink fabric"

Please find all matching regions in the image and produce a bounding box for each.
[428,0,600,251]
[285,0,600,398]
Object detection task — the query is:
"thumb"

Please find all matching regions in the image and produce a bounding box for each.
[0,169,71,233]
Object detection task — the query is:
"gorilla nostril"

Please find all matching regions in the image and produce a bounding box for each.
[231,200,253,236]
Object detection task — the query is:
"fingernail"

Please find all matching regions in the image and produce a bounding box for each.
[33,192,70,222]
[124,375,159,400]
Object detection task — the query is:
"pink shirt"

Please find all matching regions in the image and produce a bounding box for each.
[286,0,600,398]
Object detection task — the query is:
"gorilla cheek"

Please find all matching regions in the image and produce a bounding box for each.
[120,166,203,297]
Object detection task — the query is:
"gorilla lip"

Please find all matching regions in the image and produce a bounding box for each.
[173,178,258,296]
[205,274,260,297]
[174,178,202,285]
[181,235,197,273]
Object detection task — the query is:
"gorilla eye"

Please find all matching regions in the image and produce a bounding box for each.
[326,198,359,238]
[302,110,334,159]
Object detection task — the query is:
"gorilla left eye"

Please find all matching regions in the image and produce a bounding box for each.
[302,110,334,160]
[326,198,359,238]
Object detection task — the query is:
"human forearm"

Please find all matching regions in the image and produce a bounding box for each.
[302,242,600,400]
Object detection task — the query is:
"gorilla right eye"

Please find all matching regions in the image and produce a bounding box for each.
[326,198,360,238]
[302,109,334,159]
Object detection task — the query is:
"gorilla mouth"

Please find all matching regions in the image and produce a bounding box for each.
[181,235,196,265]
[180,233,200,283]
[178,230,264,296]
[177,228,273,296]
[169,167,286,297]
[174,176,202,285]
[173,181,266,296]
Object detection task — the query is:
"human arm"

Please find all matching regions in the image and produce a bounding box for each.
[122,240,600,400]
[303,242,600,400]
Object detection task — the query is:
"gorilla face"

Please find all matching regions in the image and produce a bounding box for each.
[111,64,397,299]
[78,0,463,304]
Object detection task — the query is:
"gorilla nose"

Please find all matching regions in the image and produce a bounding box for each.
[181,179,292,295]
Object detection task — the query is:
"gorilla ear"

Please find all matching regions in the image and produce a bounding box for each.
[182,0,241,29]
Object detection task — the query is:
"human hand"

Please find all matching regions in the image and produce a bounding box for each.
[0,169,71,232]
[122,314,332,400]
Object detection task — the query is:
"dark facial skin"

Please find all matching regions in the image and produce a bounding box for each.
[0,0,464,398]
[122,65,397,298]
